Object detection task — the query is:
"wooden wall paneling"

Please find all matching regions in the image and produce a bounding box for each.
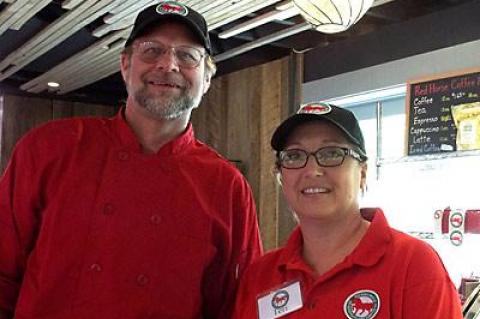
[1,95,115,173]
[52,100,117,119]
[52,100,75,119]
[193,56,299,250]
[72,102,118,117]
[224,69,254,174]
[277,52,304,246]
[192,77,228,155]
[1,95,52,171]
[256,59,286,250]
[191,55,304,250]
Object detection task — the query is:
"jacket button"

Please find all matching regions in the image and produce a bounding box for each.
[150,214,162,224]
[136,274,149,286]
[89,263,102,272]
[118,151,129,161]
[103,203,114,215]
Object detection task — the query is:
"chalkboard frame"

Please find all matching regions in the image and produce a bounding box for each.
[405,67,480,156]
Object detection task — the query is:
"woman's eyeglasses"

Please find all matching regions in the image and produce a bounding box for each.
[278,146,363,169]
[132,41,205,68]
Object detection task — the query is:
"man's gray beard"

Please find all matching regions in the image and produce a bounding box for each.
[134,86,196,120]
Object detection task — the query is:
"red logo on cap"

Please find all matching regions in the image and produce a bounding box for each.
[156,1,188,16]
[298,103,332,115]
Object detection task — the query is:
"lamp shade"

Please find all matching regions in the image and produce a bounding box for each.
[293,0,374,34]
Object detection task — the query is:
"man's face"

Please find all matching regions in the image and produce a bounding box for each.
[120,22,210,120]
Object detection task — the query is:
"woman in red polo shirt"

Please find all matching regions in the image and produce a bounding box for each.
[232,102,463,319]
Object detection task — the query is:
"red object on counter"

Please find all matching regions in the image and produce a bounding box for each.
[440,208,480,234]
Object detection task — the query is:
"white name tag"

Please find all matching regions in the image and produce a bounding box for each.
[257,281,303,319]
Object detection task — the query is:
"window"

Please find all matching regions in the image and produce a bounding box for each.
[328,89,480,287]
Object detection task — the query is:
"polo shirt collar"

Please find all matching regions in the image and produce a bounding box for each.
[277,208,392,273]
[277,227,307,273]
[112,107,195,155]
[350,208,392,267]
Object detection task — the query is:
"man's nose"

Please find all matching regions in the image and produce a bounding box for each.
[154,49,180,72]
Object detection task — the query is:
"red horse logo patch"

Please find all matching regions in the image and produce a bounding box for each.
[344,290,380,319]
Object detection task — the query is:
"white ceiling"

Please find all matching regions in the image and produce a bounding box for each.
[0,0,285,94]
[0,0,394,95]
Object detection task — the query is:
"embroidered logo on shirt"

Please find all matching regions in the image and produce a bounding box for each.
[271,290,289,309]
[156,1,188,16]
[343,290,380,319]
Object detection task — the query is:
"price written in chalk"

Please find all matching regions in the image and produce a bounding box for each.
[440,115,452,122]
[451,91,466,99]
[407,70,480,156]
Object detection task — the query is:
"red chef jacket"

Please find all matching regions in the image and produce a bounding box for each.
[0,110,262,319]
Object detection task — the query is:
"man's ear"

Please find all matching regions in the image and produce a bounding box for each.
[120,52,130,83]
[202,74,211,95]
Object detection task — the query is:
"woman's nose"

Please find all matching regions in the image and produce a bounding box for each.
[303,154,325,176]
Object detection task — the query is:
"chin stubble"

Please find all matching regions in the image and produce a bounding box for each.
[133,84,199,120]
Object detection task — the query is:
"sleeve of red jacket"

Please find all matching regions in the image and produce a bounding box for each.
[402,243,463,319]
[0,137,42,317]
[202,173,263,319]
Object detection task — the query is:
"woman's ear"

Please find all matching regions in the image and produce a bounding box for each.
[359,162,368,190]
[275,172,283,186]
[272,165,282,186]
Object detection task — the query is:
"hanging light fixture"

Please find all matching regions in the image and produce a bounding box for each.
[293,0,374,34]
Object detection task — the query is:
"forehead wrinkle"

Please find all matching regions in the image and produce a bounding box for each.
[136,21,202,48]
[285,121,351,147]
[284,138,349,150]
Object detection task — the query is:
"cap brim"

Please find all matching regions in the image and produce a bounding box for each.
[271,114,321,151]
[126,15,211,54]
[271,114,365,156]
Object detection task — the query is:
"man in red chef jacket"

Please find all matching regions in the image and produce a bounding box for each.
[0,2,262,318]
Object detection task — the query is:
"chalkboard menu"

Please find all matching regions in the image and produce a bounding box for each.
[406,69,480,156]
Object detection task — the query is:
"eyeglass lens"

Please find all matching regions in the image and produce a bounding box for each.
[135,41,204,68]
[280,147,350,168]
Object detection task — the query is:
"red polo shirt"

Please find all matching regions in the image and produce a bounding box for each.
[0,110,263,319]
[232,208,462,319]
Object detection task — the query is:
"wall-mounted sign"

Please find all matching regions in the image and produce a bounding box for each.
[406,68,480,156]
[434,207,480,246]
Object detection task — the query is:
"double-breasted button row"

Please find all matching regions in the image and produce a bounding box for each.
[102,202,162,227]
[88,263,150,287]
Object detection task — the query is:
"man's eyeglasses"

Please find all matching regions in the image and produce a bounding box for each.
[278,146,363,169]
[132,41,205,68]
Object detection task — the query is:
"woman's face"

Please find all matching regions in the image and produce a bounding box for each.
[279,120,367,223]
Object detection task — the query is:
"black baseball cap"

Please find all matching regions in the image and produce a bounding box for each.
[271,102,367,159]
[125,1,212,54]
